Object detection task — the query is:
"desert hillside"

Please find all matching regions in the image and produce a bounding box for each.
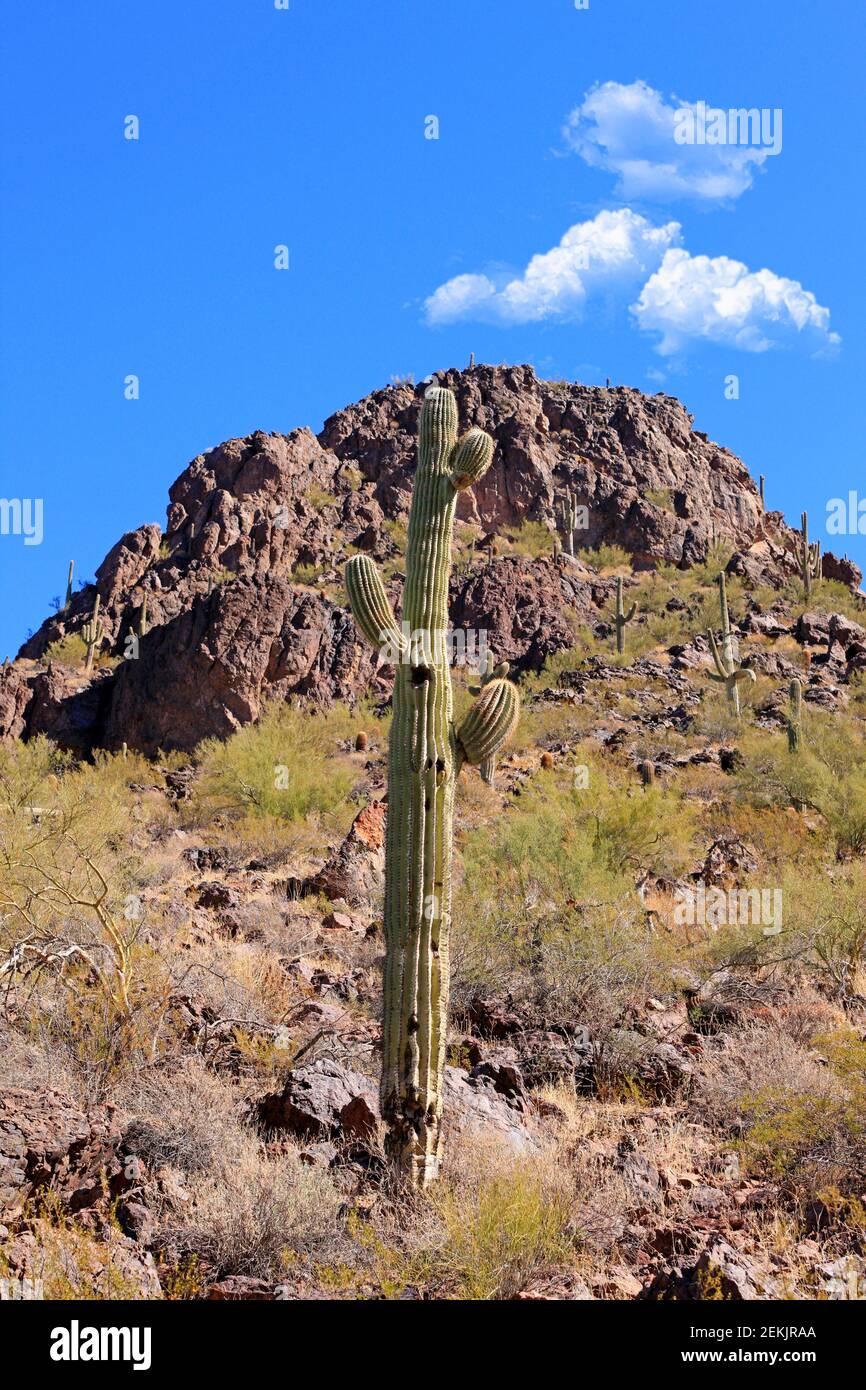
[2,367,866,1301]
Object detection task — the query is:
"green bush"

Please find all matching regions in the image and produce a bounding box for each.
[193,701,362,825]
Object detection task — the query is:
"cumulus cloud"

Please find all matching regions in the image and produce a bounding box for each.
[563,80,775,203]
[631,248,840,356]
[424,209,681,326]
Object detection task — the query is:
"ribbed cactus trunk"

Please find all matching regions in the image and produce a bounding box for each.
[706,571,755,718]
[615,576,637,655]
[345,386,519,1187]
[788,678,802,753]
[383,390,460,1185]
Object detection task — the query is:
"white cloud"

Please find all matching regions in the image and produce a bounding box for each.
[424,209,681,326]
[632,248,841,356]
[563,80,775,203]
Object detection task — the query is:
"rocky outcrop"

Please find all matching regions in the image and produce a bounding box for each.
[303,800,386,911]
[0,1087,125,1219]
[5,364,861,753]
[253,1059,380,1144]
[102,575,381,755]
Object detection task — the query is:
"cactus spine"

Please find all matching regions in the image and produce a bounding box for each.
[800,511,821,599]
[344,386,519,1186]
[787,678,802,753]
[615,576,637,655]
[706,572,754,717]
[65,560,74,610]
[82,595,104,674]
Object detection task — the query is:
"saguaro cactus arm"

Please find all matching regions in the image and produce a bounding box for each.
[456,677,520,771]
[449,428,494,490]
[345,554,407,658]
[82,595,104,674]
[706,625,732,680]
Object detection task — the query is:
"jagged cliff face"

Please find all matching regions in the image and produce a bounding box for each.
[2,365,861,754]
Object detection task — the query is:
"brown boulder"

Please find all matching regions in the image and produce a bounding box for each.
[252,1060,380,1143]
[304,799,386,910]
[0,1087,125,1219]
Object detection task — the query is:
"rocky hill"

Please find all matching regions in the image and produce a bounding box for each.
[3,367,866,1302]
[1,364,861,757]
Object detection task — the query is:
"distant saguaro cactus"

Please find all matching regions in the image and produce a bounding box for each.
[787,678,802,753]
[706,572,755,717]
[558,489,580,558]
[615,577,637,655]
[344,385,519,1186]
[138,596,148,638]
[800,511,821,599]
[82,596,104,675]
[64,560,74,611]
[638,759,655,787]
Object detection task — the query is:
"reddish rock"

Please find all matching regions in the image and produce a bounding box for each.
[5,365,860,752]
[0,664,32,741]
[304,799,386,910]
[0,1088,125,1219]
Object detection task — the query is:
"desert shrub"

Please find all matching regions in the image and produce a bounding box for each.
[0,740,150,1025]
[193,702,362,826]
[693,1025,866,1206]
[119,1065,242,1176]
[735,719,866,860]
[162,1132,341,1280]
[0,1199,160,1299]
[575,543,632,572]
[451,754,693,1019]
[305,483,337,510]
[644,487,673,512]
[432,1159,573,1299]
[44,633,88,667]
[505,520,556,559]
[291,562,321,584]
[739,1034,866,1201]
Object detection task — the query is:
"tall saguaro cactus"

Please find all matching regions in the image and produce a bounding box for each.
[82,595,104,675]
[800,511,821,599]
[64,560,75,611]
[787,677,802,753]
[558,489,580,558]
[706,572,755,717]
[615,577,637,655]
[345,386,520,1186]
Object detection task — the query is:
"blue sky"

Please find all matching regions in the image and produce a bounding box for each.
[1,0,864,659]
